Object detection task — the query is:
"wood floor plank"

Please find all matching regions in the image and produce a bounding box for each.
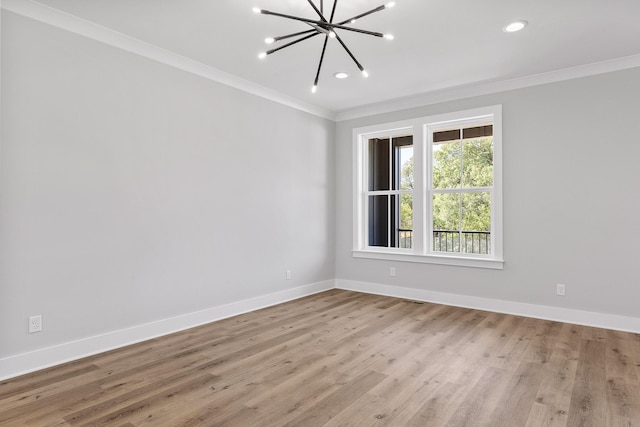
[567,339,608,427]
[247,369,347,426]
[0,362,100,401]
[606,329,640,386]
[1,290,639,426]
[490,361,546,426]
[171,373,266,426]
[490,317,539,370]
[524,322,581,427]
[330,335,451,424]
[76,373,219,425]
[405,380,465,426]
[282,369,387,427]
[321,391,390,426]
[523,320,564,365]
[605,378,640,424]
[60,361,220,425]
[443,366,513,426]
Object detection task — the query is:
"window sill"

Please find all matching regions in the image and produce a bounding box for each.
[352,250,504,270]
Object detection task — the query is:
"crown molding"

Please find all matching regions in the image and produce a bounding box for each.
[1,0,336,121]
[335,54,640,122]
[3,0,639,124]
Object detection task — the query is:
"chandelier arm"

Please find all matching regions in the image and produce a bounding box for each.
[306,0,327,22]
[260,9,324,25]
[337,5,386,25]
[314,35,330,87]
[329,0,338,23]
[266,33,318,56]
[260,10,383,37]
[334,33,365,72]
[274,29,316,43]
[327,24,384,37]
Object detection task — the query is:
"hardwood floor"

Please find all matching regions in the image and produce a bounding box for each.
[1,289,639,426]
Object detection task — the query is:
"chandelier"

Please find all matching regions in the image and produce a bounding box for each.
[253,1,395,93]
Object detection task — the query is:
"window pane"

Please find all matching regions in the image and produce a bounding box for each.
[368,195,388,247]
[368,138,390,191]
[462,137,493,188]
[368,194,413,249]
[462,125,492,139]
[399,194,413,249]
[393,136,413,191]
[461,192,491,254]
[432,140,461,189]
[433,193,460,253]
[434,128,460,143]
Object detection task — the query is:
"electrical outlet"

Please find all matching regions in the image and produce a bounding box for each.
[556,284,565,296]
[286,270,292,280]
[29,315,42,333]
[390,267,396,277]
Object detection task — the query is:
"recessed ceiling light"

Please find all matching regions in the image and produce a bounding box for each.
[503,20,527,33]
[334,72,349,79]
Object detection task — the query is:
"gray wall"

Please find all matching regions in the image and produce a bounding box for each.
[0,12,335,358]
[336,67,640,318]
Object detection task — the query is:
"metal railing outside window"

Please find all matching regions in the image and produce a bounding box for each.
[396,230,491,254]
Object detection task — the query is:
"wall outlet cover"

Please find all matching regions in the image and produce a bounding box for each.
[29,315,42,333]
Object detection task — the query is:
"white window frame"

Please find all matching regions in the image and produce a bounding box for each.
[361,129,415,253]
[352,105,503,270]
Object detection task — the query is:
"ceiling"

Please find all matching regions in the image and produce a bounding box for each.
[25,0,640,115]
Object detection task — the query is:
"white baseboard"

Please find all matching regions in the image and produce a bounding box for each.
[336,279,640,334]
[0,280,334,381]
[4,278,638,381]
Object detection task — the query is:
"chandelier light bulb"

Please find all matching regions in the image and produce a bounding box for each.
[503,20,527,33]
[252,7,261,14]
[350,18,357,23]
[258,52,267,59]
[362,70,369,78]
[329,31,336,39]
[265,37,275,44]
[385,2,396,8]
[384,33,394,40]
[311,85,318,93]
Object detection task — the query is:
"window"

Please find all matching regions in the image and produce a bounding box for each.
[366,134,413,249]
[353,105,503,269]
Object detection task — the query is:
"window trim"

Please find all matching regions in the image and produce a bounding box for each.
[352,105,503,270]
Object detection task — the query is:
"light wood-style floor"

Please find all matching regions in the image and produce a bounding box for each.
[1,289,639,426]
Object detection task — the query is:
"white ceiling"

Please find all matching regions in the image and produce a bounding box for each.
[25,0,640,115]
